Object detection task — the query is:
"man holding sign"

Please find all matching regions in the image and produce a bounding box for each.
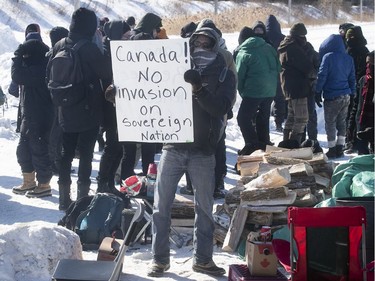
[148,27,236,277]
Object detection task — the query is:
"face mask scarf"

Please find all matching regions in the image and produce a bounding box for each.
[192,47,217,70]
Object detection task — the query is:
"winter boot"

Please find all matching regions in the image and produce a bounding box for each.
[335,145,344,158]
[326,146,337,159]
[77,182,90,200]
[12,172,37,195]
[58,184,72,211]
[312,140,323,153]
[289,132,303,146]
[25,182,52,198]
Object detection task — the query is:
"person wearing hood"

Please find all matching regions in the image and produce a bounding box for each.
[278,23,315,146]
[344,25,370,154]
[236,29,281,155]
[48,7,112,210]
[130,12,162,39]
[148,27,236,278]
[338,22,354,47]
[252,20,273,46]
[266,15,287,132]
[11,38,54,198]
[180,19,236,199]
[315,34,356,159]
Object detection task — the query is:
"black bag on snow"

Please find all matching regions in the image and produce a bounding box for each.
[75,193,124,246]
[58,195,94,230]
[47,38,88,107]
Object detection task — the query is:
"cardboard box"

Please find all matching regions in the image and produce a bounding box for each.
[246,240,278,276]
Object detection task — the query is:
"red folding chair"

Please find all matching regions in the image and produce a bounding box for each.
[288,206,367,281]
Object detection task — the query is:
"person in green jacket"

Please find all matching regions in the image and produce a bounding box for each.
[236,31,281,155]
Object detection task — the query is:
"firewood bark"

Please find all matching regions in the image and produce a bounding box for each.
[264,155,306,165]
[246,211,273,225]
[288,163,314,176]
[239,161,260,177]
[222,204,248,252]
[240,186,288,201]
[286,175,316,190]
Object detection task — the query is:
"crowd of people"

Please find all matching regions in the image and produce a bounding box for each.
[7,6,373,278]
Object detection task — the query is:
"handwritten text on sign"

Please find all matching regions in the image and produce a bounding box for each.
[110,39,193,143]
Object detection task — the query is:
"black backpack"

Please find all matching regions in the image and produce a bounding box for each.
[58,195,94,231]
[47,39,88,107]
[74,193,124,247]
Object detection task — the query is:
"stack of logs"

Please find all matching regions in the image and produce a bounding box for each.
[213,145,336,252]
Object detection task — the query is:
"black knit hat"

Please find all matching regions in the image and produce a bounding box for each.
[25,23,40,38]
[126,16,136,27]
[290,23,307,36]
[49,26,69,47]
[238,26,254,44]
[180,22,197,38]
[69,7,98,37]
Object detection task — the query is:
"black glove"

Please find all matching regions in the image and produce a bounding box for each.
[184,69,202,93]
[315,92,322,108]
[105,84,116,104]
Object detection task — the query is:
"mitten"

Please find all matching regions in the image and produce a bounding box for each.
[184,69,202,93]
[315,92,322,108]
[105,84,116,104]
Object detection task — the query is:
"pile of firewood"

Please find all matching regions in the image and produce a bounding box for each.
[213,145,337,252]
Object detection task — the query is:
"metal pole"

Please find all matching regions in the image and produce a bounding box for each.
[288,0,292,24]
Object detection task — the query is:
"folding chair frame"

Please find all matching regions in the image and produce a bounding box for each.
[288,206,367,281]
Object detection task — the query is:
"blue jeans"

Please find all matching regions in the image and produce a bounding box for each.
[152,148,215,265]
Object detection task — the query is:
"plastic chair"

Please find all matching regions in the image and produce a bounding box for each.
[51,199,145,281]
[288,206,367,281]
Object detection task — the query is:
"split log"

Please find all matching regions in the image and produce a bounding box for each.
[244,167,291,189]
[171,194,195,218]
[240,186,288,202]
[214,224,227,245]
[246,211,273,225]
[269,147,313,160]
[239,161,260,177]
[241,190,297,206]
[294,187,312,198]
[272,212,288,225]
[288,163,314,177]
[245,206,287,213]
[265,145,290,153]
[237,154,265,163]
[257,162,290,175]
[286,175,316,190]
[314,173,331,189]
[264,155,306,165]
[224,186,245,205]
[312,162,335,178]
[222,204,248,252]
[307,152,328,165]
[293,193,318,207]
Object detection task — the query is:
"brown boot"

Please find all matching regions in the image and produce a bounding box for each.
[12,172,37,195]
[25,182,52,198]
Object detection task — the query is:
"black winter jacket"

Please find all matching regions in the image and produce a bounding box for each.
[48,32,112,132]
[11,40,53,136]
[278,36,314,100]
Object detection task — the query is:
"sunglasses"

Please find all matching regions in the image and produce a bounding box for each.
[193,40,213,50]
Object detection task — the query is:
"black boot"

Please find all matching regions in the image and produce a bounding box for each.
[283,129,291,141]
[59,184,72,211]
[289,133,303,146]
[77,182,90,200]
[335,145,344,158]
[326,146,337,159]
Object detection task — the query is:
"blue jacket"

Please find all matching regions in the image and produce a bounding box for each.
[316,34,356,100]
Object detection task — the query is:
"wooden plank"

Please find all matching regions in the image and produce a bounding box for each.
[237,154,265,163]
[257,162,289,175]
[244,206,287,213]
[244,167,291,189]
[269,147,313,160]
[265,145,290,153]
[307,152,328,165]
[222,204,248,252]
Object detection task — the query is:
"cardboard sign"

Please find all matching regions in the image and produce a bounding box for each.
[246,240,278,276]
[110,39,193,143]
